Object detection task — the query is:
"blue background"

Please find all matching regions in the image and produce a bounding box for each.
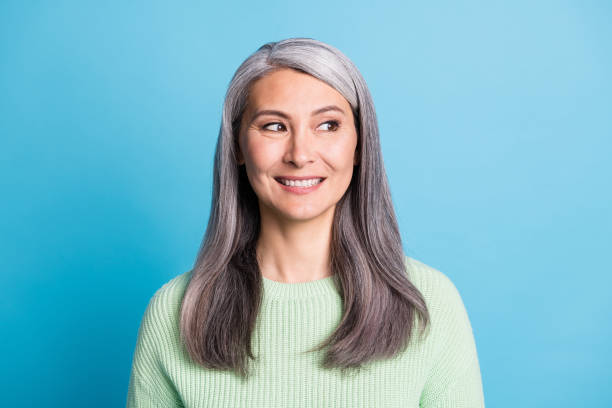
[1,1,610,406]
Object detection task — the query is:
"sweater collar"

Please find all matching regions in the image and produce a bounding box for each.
[261,273,340,300]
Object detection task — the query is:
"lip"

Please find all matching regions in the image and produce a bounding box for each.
[274,176,325,195]
[274,175,326,181]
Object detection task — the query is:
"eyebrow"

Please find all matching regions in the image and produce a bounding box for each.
[249,105,346,123]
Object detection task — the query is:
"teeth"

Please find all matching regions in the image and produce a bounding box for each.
[278,178,323,187]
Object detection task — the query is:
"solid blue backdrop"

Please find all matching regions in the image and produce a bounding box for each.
[1,1,610,406]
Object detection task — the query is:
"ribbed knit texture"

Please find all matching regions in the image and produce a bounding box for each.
[126,256,485,407]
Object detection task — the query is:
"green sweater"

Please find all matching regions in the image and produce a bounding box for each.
[126,256,485,407]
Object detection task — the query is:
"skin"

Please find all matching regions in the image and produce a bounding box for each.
[237,68,359,283]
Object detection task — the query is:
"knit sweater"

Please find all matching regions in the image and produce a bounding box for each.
[126,256,485,407]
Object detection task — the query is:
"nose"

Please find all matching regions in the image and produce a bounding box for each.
[283,124,315,167]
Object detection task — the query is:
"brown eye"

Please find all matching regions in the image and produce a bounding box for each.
[263,122,286,132]
[318,120,340,131]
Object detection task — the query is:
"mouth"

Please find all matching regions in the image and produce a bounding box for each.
[274,177,326,188]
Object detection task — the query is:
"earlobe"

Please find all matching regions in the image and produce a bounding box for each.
[235,139,245,165]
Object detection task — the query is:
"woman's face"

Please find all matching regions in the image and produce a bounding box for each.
[237,68,359,224]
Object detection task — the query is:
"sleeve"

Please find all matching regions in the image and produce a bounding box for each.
[126,291,184,408]
[419,274,485,408]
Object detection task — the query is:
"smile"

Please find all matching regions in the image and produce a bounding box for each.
[274,177,326,194]
[276,178,323,187]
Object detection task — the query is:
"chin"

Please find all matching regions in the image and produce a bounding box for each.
[282,205,336,222]
[282,211,322,222]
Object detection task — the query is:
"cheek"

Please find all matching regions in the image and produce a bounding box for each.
[244,138,280,175]
[324,136,358,169]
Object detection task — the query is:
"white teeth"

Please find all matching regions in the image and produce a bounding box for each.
[278,178,323,187]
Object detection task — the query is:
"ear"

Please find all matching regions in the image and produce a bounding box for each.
[235,133,245,165]
[353,148,360,166]
[236,148,244,165]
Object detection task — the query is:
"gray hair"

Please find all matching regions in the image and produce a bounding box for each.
[180,37,430,379]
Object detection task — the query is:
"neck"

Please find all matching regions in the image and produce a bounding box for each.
[256,207,334,283]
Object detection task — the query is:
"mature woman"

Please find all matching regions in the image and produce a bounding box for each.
[127,37,485,407]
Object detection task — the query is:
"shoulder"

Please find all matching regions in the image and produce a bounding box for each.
[405,257,484,404]
[150,270,192,308]
[403,255,472,332]
[404,257,484,403]
[403,255,462,304]
[129,271,194,399]
[140,270,192,336]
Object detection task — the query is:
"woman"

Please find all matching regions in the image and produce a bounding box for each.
[126,37,485,407]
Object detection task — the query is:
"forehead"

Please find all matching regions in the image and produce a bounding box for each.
[246,68,350,110]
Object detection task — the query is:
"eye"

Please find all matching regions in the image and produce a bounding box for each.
[262,122,286,132]
[318,120,340,131]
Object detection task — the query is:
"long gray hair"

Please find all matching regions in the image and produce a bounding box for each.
[180,37,430,379]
